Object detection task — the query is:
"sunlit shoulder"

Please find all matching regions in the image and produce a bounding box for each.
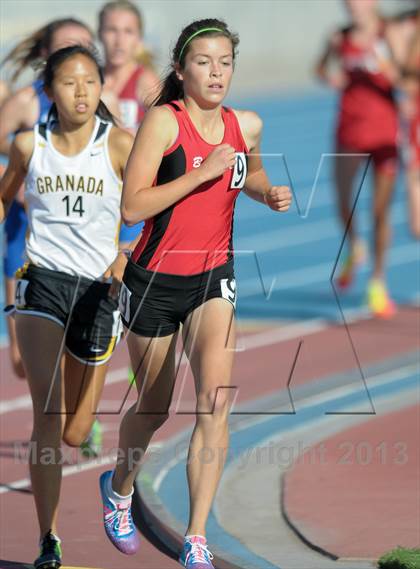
[137,104,179,150]
[232,109,263,151]
[109,126,134,152]
[13,129,35,166]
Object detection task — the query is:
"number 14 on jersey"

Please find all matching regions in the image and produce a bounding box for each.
[62,196,85,217]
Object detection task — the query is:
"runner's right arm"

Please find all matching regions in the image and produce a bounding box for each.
[121,106,235,224]
[315,31,348,89]
[0,86,37,155]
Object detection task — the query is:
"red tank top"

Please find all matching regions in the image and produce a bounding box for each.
[132,101,249,275]
[118,66,145,131]
[336,24,398,149]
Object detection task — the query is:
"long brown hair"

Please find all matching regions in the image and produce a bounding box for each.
[1,18,93,82]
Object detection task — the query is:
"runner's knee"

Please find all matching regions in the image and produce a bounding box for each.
[62,421,92,447]
[197,388,231,419]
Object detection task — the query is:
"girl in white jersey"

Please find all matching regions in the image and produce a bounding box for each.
[0,18,94,379]
[0,45,133,569]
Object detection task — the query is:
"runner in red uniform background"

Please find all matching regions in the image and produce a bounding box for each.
[387,7,420,238]
[98,0,160,246]
[98,18,291,568]
[98,0,159,133]
[316,0,399,318]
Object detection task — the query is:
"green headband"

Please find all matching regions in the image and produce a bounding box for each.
[178,27,225,61]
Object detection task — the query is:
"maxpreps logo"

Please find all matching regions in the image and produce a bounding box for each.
[193,156,203,168]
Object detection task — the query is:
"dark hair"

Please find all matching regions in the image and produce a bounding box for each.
[154,18,239,106]
[1,18,93,82]
[98,0,143,35]
[43,45,115,124]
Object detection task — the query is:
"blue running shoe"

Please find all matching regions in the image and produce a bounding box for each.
[179,535,215,568]
[99,470,140,555]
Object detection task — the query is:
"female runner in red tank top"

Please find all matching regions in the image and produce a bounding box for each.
[98,0,160,247]
[98,18,291,567]
[316,0,400,318]
[98,0,159,133]
[387,7,420,238]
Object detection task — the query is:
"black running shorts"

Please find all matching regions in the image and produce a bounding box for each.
[14,264,121,365]
[119,259,237,337]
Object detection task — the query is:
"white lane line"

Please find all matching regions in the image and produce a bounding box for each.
[236,168,405,222]
[1,290,419,416]
[0,366,130,415]
[239,241,419,297]
[0,443,164,496]
[235,200,407,251]
[0,393,32,414]
[0,455,117,496]
[152,365,418,493]
[0,321,326,415]
[1,310,418,493]
[229,363,420,434]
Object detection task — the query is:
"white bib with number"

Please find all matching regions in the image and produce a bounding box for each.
[220,277,237,308]
[24,117,122,279]
[230,152,247,189]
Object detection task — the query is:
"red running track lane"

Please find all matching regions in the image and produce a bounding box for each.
[0,306,418,567]
[283,404,420,559]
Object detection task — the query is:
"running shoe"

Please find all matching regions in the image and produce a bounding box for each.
[336,239,367,289]
[336,253,354,288]
[367,279,396,318]
[33,530,62,569]
[179,535,215,568]
[80,418,103,458]
[99,470,140,555]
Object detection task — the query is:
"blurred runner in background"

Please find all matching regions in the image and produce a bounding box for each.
[387,6,420,238]
[98,0,160,247]
[316,0,400,318]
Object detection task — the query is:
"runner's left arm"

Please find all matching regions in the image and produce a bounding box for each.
[102,127,135,297]
[0,131,32,222]
[238,110,292,212]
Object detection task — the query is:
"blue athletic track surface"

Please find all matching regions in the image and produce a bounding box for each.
[1,89,418,340]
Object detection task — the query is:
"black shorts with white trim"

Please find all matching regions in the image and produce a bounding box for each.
[14,264,121,365]
[119,259,236,337]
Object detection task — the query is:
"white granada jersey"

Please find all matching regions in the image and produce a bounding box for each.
[25,117,122,279]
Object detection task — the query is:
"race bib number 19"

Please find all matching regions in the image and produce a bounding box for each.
[230,152,247,189]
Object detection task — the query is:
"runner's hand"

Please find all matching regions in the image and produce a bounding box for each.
[199,144,236,181]
[264,186,292,212]
[102,252,128,299]
[328,71,348,90]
